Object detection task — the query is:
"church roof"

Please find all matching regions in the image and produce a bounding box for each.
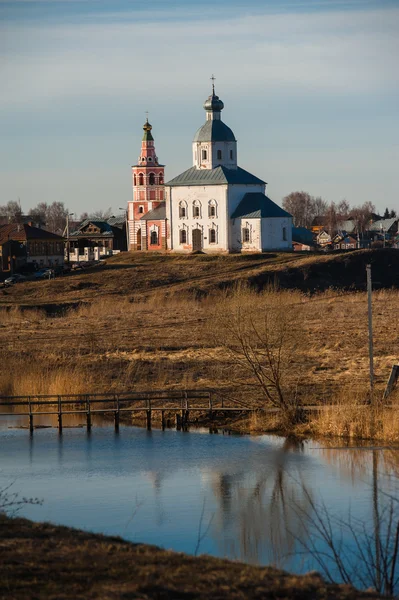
[140,204,166,220]
[193,119,236,143]
[166,166,265,187]
[231,193,292,219]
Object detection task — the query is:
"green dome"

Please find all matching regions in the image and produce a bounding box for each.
[142,119,154,141]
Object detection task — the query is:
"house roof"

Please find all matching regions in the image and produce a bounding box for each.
[140,204,166,220]
[193,119,236,143]
[292,226,314,245]
[231,193,292,220]
[368,218,397,232]
[107,215,126,229]
[70,220,113,236]
[339,220,356,233]
[0,223,63,244]
[166,165,265,187]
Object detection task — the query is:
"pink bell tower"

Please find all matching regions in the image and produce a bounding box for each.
[128,119,165,250]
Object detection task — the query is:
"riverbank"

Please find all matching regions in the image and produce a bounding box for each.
[0,515,384,599]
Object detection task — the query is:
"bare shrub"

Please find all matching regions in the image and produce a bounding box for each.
[290,484,399,597]
[212,285,304,422]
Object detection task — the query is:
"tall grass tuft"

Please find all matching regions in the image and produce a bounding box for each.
[308,388,399,442]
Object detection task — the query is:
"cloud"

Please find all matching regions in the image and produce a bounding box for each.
[1,6,398,111]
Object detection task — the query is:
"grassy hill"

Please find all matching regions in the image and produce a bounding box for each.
[1,249,398,308]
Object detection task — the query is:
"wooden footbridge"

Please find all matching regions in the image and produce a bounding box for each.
[0,390,253,433]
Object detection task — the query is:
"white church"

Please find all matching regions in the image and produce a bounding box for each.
[127,84,292,253]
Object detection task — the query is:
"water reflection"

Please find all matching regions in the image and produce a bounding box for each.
[0,420,398,589]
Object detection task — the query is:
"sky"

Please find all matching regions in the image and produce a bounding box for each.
[1,0,398,217]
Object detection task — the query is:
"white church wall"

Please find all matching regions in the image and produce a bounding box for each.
[167,184,229,252]
[192,141,237,170]
[227,184,265,251]
[260,217,293,251]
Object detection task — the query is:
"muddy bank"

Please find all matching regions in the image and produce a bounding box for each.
[0,515,384,600]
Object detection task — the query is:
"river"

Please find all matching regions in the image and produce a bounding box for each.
[1,414,398,591]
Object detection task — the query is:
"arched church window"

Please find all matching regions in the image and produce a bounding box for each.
[138,206,144,214]
[230,150,233,160]
[209,229,216,244]
[242,228,250,243]
[138,173,144,186]
[217,150,222,160]
[202,149,207,161]
[193,201,201,218]
[180,229,187,244]
[159,173,164,185]
[150,230,158,245]
[149,173,155,185]
[148,157,152,162]
[179,201,187,218]
[134,174,137,186]
[208,201,217,218]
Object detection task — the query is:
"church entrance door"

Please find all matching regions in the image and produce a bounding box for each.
[192,229,202,252]
[136,229,142,251]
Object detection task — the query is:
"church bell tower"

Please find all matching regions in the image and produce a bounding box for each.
[128,119,165,250]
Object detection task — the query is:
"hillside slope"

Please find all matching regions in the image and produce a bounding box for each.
[1,249,397,307]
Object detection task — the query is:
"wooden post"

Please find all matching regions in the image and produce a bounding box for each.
[146,398,151,430]
[209,391,213,421]
[28,396,33,433]
[58,395,62,433]
[367,264,374,400]
[161,410,165,430]
[184,395,189,427]
[114,394,120,432]
[86,395,92,431]
[383,364,399,400]
[176,413,181,430]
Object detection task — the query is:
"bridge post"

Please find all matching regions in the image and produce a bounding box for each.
[28,396,34,434]
[176,413,182,430]
[146,398,152,430]
[161,410,165,430]
[86,395,92,432]
[114,394,120,432]
[58,395,62,434]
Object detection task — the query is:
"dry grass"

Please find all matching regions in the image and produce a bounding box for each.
[305,388,399,442]
[0,515,383,600]
[0,251,399,440]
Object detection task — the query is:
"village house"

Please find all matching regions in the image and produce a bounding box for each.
[292,226,314,251]
[0,223,64,272]
[69,217,127,260]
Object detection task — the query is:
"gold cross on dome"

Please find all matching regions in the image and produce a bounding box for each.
[145,110,149,122]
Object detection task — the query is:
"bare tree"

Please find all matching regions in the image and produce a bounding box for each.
[89,207,113,220]
[28,202,48,226]
[313,196,328,218]
[45,202,68,234]
[0,201,23,223]
[214,286,303,423]
[350,202,375,236]
[282,192,329,229]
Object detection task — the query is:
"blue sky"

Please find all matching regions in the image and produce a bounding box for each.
[1,0,398,216]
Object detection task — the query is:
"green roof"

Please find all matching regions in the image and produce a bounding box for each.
[231,193,292,219]
[140,204,166,220]
[193,120,236,143]
[166,166,265,187]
